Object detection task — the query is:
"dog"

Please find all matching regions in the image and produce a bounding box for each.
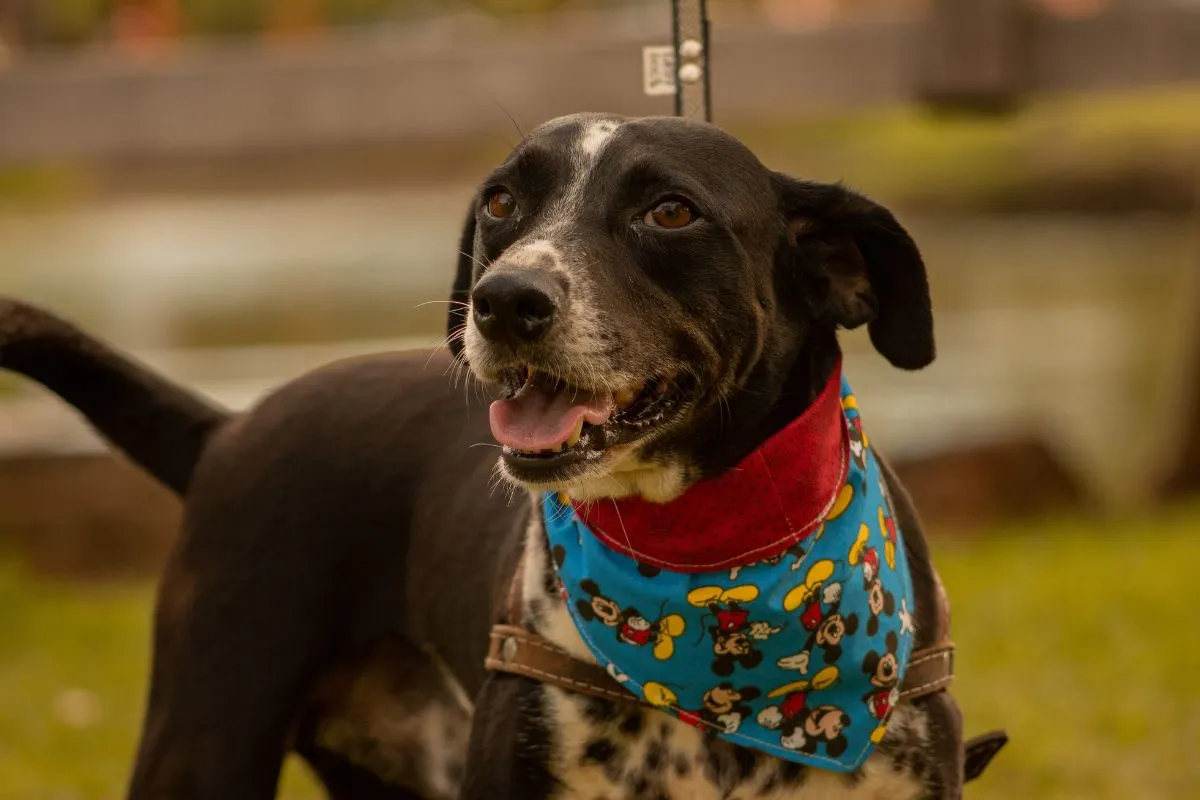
[0,113,1005,799]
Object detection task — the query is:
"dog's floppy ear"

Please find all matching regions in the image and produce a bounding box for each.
[775,175,934,370]
[446,202,478,359]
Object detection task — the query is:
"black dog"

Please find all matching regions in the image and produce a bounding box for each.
[0,113,1002,799]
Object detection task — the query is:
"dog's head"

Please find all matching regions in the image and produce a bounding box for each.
[448,113,932,501]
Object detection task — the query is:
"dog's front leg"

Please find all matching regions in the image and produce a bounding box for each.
[917,692,965,800]
[460,674,560,800]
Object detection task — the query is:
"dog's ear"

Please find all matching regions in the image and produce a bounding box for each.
[446,202,478,359]
[774,175,934,370]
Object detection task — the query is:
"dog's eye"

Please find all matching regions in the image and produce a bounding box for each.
[644,199,696,229]
[486,189,517,220]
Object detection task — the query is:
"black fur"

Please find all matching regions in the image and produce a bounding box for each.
[0,113,984,800]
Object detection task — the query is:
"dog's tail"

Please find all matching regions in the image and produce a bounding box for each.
[0,297,230,495]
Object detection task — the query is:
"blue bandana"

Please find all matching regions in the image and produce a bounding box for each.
[542,376,915,772]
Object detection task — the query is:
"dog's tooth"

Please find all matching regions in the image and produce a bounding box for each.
[566,419,584,447]
[615,388,636,408]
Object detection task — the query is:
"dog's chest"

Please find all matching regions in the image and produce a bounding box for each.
[542,687,926,800]
[520,497,930,799]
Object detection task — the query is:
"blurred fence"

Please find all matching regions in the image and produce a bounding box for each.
[2,1,1200,163]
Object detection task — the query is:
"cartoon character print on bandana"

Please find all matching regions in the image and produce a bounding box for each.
[756,667,850,757]
[574,579,686,661]
[643,681,762,734]
[862,631,902,724]
[687,585,782,676]
[843,393,868,470]
[542,375,915,772]
[727,542,807,581]
[775,560,858,674]
[849,525,896,637]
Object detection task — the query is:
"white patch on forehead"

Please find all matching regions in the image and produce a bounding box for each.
[578,119,620,159]
[503,238,565,269]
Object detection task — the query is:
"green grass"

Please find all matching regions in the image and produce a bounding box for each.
[1,504,1199,798]
[935,503,1200,799]
[0,567,325,800]
[732,86,1200,213]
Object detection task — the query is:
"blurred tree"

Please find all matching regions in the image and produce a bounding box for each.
[113,0,182,55]
[178,0,266,36]
[0,0,36,52]
[917,0,1026,113]
[322,0,397,26]
[264,0,323,40]
[28,0,108,46]
[465,0,572,15]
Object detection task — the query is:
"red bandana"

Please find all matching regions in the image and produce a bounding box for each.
[573,363,850,573]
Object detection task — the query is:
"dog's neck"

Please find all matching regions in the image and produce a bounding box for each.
[566,350,849,572]
[693,332,842,480]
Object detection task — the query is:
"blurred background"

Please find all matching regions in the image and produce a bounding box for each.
[1,0,1199,797]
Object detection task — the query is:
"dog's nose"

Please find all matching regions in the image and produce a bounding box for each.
[471,271,563,344]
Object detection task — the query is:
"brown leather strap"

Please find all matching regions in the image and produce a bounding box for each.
[898,639,954,701]
[486,624,643,705]
[490,561,954,707]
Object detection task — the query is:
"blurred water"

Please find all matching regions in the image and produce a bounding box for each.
[0,190,1195,504]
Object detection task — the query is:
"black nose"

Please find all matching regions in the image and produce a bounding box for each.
[471,270,564,345]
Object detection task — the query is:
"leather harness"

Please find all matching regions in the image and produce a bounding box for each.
[488,554,955,708]
[485,553,1007,782]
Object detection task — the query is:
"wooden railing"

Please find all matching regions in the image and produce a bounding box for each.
[2,1,1199,164]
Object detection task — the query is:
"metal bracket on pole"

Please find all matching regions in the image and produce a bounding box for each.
[642,0,711,122]
[672,0,711,121]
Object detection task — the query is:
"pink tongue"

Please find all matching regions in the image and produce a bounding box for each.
[490,385,615,452]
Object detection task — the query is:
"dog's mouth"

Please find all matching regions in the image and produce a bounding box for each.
[488,366,688,479]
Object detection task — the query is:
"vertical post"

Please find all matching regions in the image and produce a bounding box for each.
[1156,168,1200,500]
[916,0,1028,113]
[672,0,711,122]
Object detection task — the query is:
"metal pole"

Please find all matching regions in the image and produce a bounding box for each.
[671,0,711,121]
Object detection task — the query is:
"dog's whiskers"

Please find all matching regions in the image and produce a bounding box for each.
[416,299,472,309]
[459,250,490,271]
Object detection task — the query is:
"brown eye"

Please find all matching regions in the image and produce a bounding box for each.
[486,190,516,219]
[645,199,696,229]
